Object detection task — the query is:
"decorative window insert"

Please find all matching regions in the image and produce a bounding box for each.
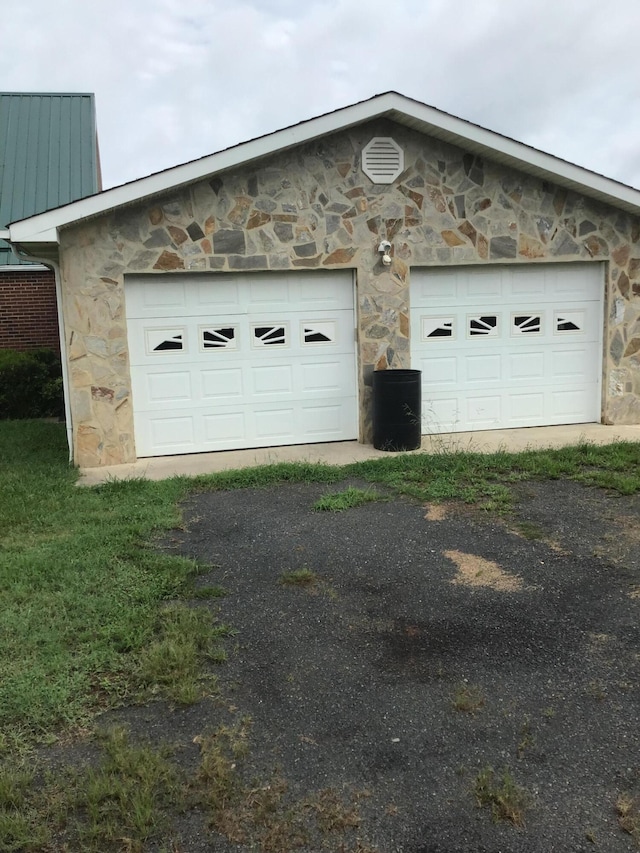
[555,311,584,333]
[302,321,336,344]
[252,324,288,347]
[512,314,542,335]
[200,326,237,350]
[146,328,185,353]
[362,137,404,184]
[468,315,498,337]
[421,317,454,340]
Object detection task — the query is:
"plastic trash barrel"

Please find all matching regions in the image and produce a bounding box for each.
[372,369,422,451]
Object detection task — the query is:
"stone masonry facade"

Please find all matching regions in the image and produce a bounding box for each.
[57,119,640,467]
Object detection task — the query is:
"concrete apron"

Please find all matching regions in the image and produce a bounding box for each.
[78,423,640,486]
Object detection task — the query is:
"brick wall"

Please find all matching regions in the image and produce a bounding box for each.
[0,268,60,352]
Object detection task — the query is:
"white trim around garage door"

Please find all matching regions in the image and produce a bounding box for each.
[410,262,604,434]
[125,270,358,457]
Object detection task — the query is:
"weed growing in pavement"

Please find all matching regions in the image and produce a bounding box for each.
[0,726,182,853]
[75,726,181,849]
[279,567,339,599]
[616,793,640,845]
[279,567,318,588]
[137,602,232,705]
[1,719,379,852]
[190,719,376,852]
[189,585,227,600]
[513,521,546,540]
[451,683,485,714]
[517,717,536,759]
[588,680,607,701]
[313,485,383,512]
[474,766,529,826]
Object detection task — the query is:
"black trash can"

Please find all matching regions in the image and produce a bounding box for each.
[372,369,422,451]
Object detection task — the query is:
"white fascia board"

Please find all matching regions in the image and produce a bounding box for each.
[9,224,59,243]
[7,92,640,247]
[0,229,9,240]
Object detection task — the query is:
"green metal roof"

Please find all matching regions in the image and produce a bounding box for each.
[0,92,100,265]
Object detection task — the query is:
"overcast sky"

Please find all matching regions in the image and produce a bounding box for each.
[4,0,640,191]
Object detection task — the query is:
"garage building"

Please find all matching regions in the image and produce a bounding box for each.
[4,92,640,467]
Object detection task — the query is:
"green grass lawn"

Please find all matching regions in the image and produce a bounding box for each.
[1,421,640,850]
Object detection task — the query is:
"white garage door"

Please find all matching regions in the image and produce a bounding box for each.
[411,263,603,434]
[126,271,357,457]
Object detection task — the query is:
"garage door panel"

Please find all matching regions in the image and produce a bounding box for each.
[552,388,593,417]
[508,352,545,380]
[251,364,294,395]
[423,398,460,432]
[466,354,502,382]
[203,412,247,443]
[466,274,503,299]
[467,395,502,426]
[302,403,344,435]
[254,407,296,439]
[551,348,591,379]
[146,372,193,403]
[509,268,546,296]
[508,391,545,420]
[201,368,244,400]
[411,264,603,433]
[196,277,242,311]
[548,268,595,298]
[126,272,357,456]
[248,279,290,306]
[149,416,196,450]
[301,361,344,392]
[128,282,188,315]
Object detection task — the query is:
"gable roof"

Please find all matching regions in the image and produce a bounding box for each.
[0,92,100,265]
[5,91,640,261]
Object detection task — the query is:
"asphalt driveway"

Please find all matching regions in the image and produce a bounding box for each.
[149,477,640,852]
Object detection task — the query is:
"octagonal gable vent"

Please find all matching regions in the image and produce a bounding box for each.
[362,137,404,184]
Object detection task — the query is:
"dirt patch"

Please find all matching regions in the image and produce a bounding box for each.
[424,502,448,522]
[445,548,524,591]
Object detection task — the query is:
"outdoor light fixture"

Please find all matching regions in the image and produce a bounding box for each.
[378,240,392,266]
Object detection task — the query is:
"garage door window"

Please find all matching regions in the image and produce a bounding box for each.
[201,326,237,349]
[146,329,185,353]
[555,312,583,333]
[302,321,336,344]
[468,315,498,337]
[252,324,287,347]
[421,317,455,340]
[512,314,542,335]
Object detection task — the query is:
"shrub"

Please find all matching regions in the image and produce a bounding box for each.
[0,348,64,419]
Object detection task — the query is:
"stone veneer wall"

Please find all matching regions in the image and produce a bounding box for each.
[58,119,640,467]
